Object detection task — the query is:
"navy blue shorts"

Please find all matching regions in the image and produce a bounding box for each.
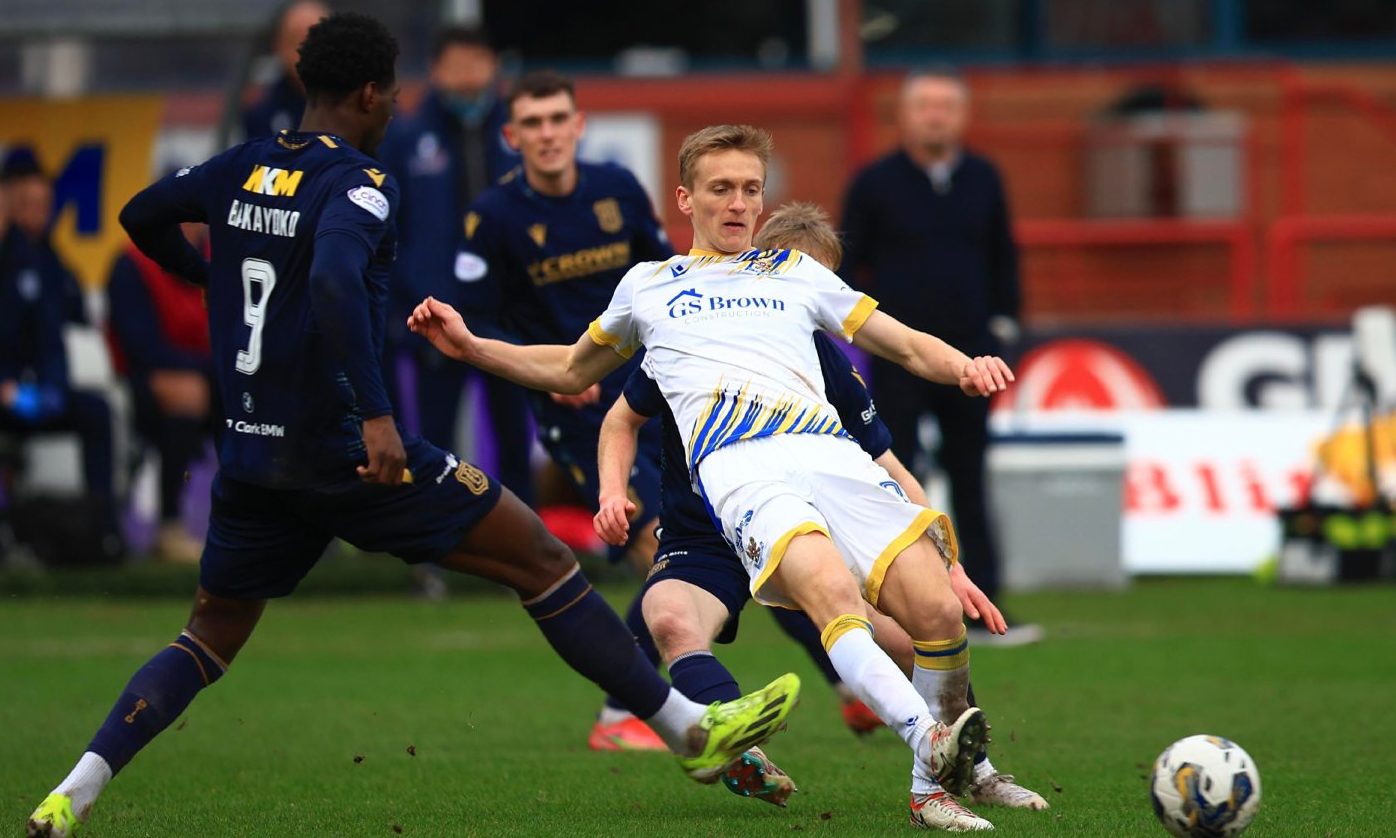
[644,534,751,644]
[536,408,662,563]
[201,437,502,600]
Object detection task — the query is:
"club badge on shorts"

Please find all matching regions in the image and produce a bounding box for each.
[454,461,490,495]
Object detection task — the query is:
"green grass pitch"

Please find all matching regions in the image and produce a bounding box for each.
[3,578,1394,836]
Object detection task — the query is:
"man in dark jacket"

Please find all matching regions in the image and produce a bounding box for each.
[377,26,532,501]
[841,68,1037,644]
[0,170,122,561]
[240,0,330,139]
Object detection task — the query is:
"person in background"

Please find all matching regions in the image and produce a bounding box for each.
[105,223,214,564]
[240,0,331,140]
[1,148,86,325]
[0,163,122,562]
[840,67,1040,646]
[377,26,532,502]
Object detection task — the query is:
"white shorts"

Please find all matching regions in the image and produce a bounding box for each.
[694,433,959,609]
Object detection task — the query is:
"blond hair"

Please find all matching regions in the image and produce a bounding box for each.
[753,201,843,270]
[677,124,773,188]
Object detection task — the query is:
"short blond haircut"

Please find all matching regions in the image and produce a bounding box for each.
[753,201,843,270]
[677,124,773,188]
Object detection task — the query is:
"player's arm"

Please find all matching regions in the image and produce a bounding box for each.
[408,297,625,394]
[595,395,649,547]
[118,165,213,287]
[313,173,404,485]
[852,310,1014,397]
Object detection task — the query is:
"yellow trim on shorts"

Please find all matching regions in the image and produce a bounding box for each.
[586,318,635,358]
[841,295,879,338]
[750,521,828,606]
[863,508,957,608]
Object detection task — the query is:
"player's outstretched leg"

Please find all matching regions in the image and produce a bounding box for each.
[439,490,800,782]
[27,590,264,837]
[589,592,668,752]
[644,579,796,806]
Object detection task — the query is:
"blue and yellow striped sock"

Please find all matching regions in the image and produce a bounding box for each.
[910,628,972,724]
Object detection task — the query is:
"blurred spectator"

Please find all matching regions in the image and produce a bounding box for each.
[841,68,1034,643]
[378,26,533,502]
[1,147,86,324]
[106,225,213,564]
[0,167,122,561]
[241,0,330,139]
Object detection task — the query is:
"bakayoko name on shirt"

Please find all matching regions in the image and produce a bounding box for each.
[226,198,302,238]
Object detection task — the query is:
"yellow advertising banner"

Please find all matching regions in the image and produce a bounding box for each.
[0,95,164,289]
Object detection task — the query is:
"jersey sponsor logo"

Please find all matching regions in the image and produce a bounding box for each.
[347,185,390,221]
[464,211,481,240]
[861,403,878,424]
[526,241,631,286]
[225,418,287,437]
[226,199,301,237]
[527,223,547,247]
[454,461,490,495]
[665,287,787,319]
[241,165,304,197]
[455,251,488,282]
[362,168,387,187]
[593,198,624,233]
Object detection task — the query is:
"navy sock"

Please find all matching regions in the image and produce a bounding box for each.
[668,651,742,704]
[770,607,842,686]
[603,589,662,712]
[522,568,670,719]
[87,632,226,773]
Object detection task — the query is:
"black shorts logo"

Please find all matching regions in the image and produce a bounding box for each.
[646,558,670,580]
[454,462,490,496]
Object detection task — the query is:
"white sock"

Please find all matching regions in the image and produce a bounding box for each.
[597,706,634,726]
[975,757,998,781]
[822,618,932,751]
[908,633,974,795]
[54,752,112,819]
[642,688,706,756]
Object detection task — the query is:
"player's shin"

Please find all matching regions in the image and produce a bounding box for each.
[56,631,228,818]
[598,589,664,725]
[820,615,936,752]
[668,650,742,703]
[909,629,974,795]
[520,565,704,753]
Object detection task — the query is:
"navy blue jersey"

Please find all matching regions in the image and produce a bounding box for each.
[120,131,400,488]
[625,331,894,542]
[454,161,672,424]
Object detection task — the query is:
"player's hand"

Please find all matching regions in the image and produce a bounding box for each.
[958,355,1015,398]
[358,415,408,486]
[949,562,1007,635]
[407,296,474,362]
[550,384,602,408]
[594,492,635,547]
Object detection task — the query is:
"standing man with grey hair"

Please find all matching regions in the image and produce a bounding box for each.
[841,68,1039,646]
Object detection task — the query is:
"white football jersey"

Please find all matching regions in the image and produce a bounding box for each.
[589,247,878,473]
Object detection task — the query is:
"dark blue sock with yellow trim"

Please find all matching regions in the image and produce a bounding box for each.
[87,631,226,774]
[603,589,663,712]
[523,567,669,719]
[668,651,741,704]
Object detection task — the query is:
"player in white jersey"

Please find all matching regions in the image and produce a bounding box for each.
[409,124,1015,832]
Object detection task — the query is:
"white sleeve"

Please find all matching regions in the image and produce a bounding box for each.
[587,264,644,358]
[805,257,879,341]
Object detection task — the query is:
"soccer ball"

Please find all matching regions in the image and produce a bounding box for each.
[1150,735,1261,837]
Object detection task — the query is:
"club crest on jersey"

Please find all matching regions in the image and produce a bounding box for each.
[528,223,547,247]
[745,536,765,569]
[593,198,623,233]
[241,165,303,197]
